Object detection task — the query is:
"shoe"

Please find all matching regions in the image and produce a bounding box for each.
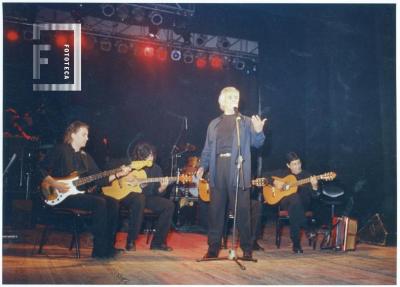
[126,242,136,251]
[202,249,218,259]
[242,250,253,260]
[252,241,264,251]
[150,243,173,251]
[292,245,304,254]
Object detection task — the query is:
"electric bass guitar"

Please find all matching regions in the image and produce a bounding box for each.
[252,172,336,205]
[102,169,192,200]
[42,160,152,206]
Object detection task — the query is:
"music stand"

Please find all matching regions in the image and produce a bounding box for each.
[197,114,257,270]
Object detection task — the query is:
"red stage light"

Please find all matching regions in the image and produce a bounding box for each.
[143,46,154,57]
[55,33,69,48]
[210,55,223,70]
[156,47,168,61]
[81,34,95,51]
[196,57,207,69]
[6,29,20,42]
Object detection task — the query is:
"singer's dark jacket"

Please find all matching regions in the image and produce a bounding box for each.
[200,114,265,189]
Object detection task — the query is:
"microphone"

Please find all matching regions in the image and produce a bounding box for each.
[3,153,17,177]
[234,107,241,120]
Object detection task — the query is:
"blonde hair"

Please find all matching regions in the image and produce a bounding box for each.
[63,121,89,144]
[218,86,240,106]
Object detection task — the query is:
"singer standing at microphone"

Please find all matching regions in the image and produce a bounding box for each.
[196,86,267,260]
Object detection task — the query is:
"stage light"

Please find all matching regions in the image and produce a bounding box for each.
[195,34,207,47]
[116,4,129,22]
[217,36,230,50]
[156,47,168,61]
[55,32,69,48]
[148,25,160,39]
[195,54,207,69]
[183,50,194,64]
[81,34,95,51]
[132,7,145,23]
[102,4,115,17]
[143,46,155,57]
[23,30,33,40]
[149,11,163,26]
[233,58,245,70]
[116,41,129,54]
[170,49,182,61]
[209,54,223,70]
[99,38,112,52]
[6,29,20,42]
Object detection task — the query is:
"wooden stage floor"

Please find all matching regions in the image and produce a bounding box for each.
[2,224,396,285]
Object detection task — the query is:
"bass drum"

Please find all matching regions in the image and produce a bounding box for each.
[198,178,210,202]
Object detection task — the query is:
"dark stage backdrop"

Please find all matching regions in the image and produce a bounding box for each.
[3,4,396,231]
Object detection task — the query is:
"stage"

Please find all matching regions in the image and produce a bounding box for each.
[3,223,396,285]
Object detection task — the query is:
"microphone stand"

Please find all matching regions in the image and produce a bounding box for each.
[197,111,257,270]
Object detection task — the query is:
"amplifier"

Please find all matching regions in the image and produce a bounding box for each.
[332,216,358,251]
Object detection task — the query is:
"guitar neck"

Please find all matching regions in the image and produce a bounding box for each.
[74,167,122,187]
[295,174,325,187]
[137,176,177,185]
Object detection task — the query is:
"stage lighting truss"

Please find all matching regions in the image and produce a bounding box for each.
[217,36,230,50]
[115,41,129,54]
[116,4,130,22]
[195,34,208,47]
[99,38,112,52]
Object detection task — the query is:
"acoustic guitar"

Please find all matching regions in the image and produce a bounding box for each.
[198,178,210,202]
[102,169,191,200]
[42,160,153,206]
[252,172,336,205]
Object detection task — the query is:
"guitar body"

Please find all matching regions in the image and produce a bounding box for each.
[44,172,85,206]
[263,175,298,205]
[198,179,210,202]
[102,169,147,200]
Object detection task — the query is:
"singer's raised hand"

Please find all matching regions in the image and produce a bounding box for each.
[251,115,267,133]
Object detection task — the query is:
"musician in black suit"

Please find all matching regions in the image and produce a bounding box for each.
[262,152,319,253]
[40,121,131,259]
[120,142,174,252]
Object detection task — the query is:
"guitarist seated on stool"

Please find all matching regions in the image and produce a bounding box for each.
[120,142,174,252]
[39,121,131,259]
[262,152,320,254]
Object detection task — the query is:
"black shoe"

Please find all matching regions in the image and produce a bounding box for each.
[126,242,136,251]
[150,243,173,251]
[252,241,265,251]
[292,246,304,254]
[242,250,253,260]
[203,249,218,259]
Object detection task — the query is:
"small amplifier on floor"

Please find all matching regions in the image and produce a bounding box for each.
[332,216,358,251]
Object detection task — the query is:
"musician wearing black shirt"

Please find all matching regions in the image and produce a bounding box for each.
[40,121,131,259]
[263,152,319,253]
[120,142,174,251]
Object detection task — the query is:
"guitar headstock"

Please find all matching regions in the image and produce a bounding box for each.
[178,174,192,184]
[321,171,337,181]
[252,177,267,187]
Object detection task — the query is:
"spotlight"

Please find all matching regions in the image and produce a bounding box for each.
[183,50,194,64]
[100,38,112,52]
[132,7,145,23]
[209,54,223,70]
[195,53,207,69]
[102,4,115,17]
[116,5,130,22]
[6,29,20,42]
[217,36,230,50]
[116,41,129,54]
[195,34,207,47]
[170,49,182,61]
[233,58,245,70]
[81,34,95,51]
[149,11,163,26]
[23,30,33,40]
[156,46,168,61]
[143,46,155,57]
[148,25,160,39]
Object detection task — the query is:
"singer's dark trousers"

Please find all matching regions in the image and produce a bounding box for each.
[208,157,252,253]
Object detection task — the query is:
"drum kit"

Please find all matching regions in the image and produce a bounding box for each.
[170,144,211,228]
